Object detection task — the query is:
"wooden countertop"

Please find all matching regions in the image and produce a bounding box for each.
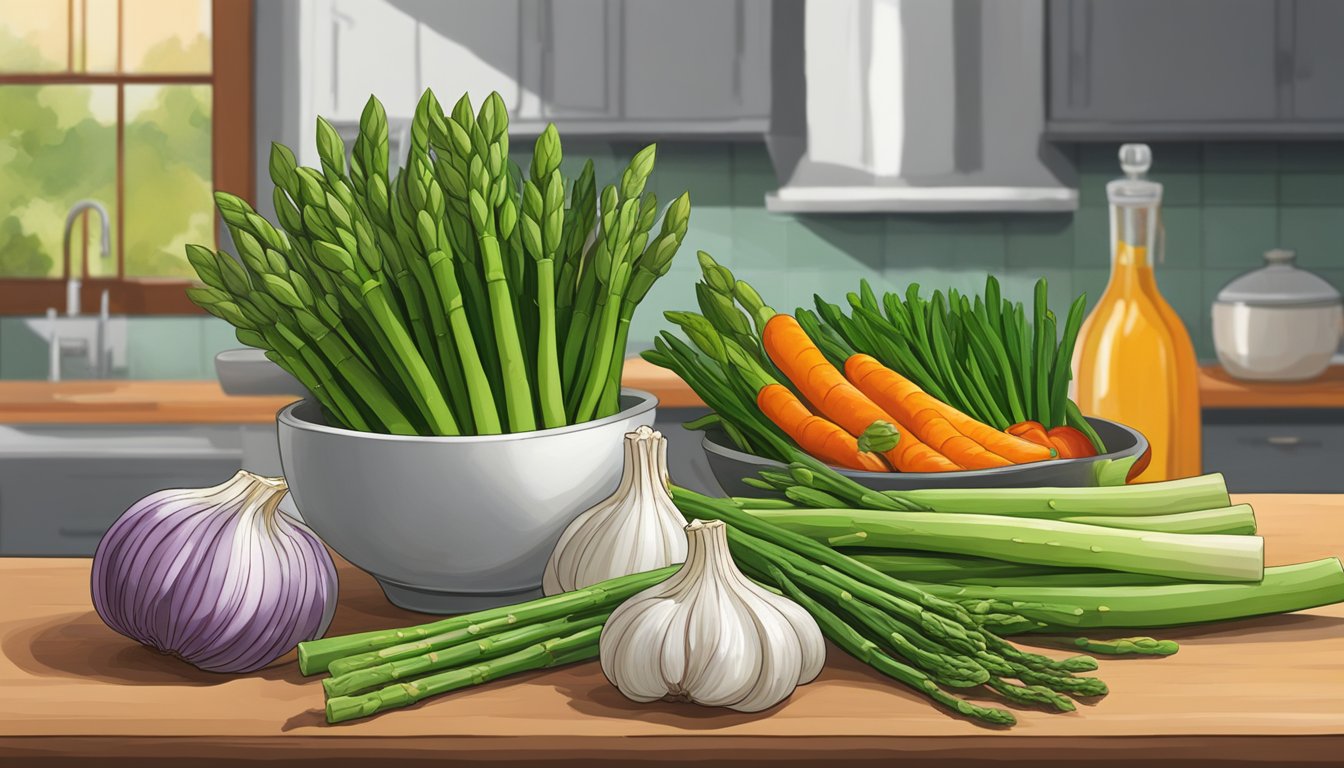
[0,381,299,424]
[1,494,1341,766]
[626,359,1344,412]
[1198,364,1344,409]
[0,362,687,425]
[1,361,1341,426]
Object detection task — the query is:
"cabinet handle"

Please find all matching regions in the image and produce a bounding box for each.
[1266,435,1303,447]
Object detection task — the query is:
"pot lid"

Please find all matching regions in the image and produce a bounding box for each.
[1216,249,1342,307]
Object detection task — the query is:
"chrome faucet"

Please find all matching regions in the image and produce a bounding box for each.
[62,199,111,317]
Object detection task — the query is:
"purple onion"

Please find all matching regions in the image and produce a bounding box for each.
[92,470,338,673]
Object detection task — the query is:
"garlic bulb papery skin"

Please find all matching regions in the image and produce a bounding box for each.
[599,519,826,713]
[91,470,338,674]
[542,426,688,595]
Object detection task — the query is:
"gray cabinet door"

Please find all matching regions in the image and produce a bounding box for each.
[1050,0,1279,123]
[620,0,771,122]
[323,0,421,120]
[1290,0,1344,120]
[537,0,620,118]
[413,0,528,118]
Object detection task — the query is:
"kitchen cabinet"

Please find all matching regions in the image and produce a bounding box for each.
[1289,0,1344,120]
[1202,409,1344,493]
[305,0,422,121]
[532,0,620,120]
[416,0,530,119]
[1047,0,1344,138]
[0,425,245,556]
[300,0,770,142]
[620,0,771,125]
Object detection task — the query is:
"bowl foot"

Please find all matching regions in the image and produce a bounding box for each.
[376,578,544,614]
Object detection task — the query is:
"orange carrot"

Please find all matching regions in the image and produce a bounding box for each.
[756,384,889,472]
[763,315,962,473]
[1008,420,1052,449]
[844,355,1013,470]
[844,354,1051,465]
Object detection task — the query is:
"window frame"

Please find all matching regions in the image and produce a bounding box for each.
[0,0,253,315]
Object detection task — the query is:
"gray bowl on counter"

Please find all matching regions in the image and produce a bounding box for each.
[703,417,1147,496]
[277,390,658,614]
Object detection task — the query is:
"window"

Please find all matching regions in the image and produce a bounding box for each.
[0,0,252,314]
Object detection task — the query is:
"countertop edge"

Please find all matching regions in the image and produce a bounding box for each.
[2,733,1340,766]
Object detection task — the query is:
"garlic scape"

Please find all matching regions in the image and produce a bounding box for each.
[599,519,825,713]
[542,426,687,595]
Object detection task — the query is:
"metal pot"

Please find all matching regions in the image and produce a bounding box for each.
[1212,249,1343,381]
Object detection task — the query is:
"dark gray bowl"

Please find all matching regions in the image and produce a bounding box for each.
[703,417,1148,495]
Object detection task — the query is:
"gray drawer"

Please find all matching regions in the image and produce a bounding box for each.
[0,458,243,556]
[1203,410,1344,493]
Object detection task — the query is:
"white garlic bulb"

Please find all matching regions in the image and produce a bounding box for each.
[542,426,687,595]
[599,519,825,713]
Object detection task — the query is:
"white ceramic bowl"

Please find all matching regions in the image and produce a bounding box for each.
[277,390,657,613]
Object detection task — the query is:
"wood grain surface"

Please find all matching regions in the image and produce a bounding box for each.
[622,359,1344,412]
[0,362,687,424]
[0,362,1337,426]
[0,494,1341,766]
[0,381,298,424]
[1198,365,1344,409]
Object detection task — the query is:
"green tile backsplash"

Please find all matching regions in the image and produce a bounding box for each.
[5,140,1344,379]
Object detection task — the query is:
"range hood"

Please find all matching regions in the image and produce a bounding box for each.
[765,0,1077,213]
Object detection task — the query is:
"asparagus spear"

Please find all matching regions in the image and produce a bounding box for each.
[323,611,610,698]
[761,563,1018,727]
[1066,636,1180,656]
[520,126,567,428]
[325,626,603,724]
[296,566,675,675]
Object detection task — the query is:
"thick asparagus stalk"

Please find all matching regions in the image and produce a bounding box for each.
[933,558,1344,632]
[748,508,1264,583]
[1050,505,1256,535]
[887,474,1231,517]
[845,551,1183,587]
[325,625,602,724]
[742,502,1256,536]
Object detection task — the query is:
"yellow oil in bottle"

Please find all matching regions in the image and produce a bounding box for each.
[1073,145,1201,482]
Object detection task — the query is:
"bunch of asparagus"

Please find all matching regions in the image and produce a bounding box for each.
[186,89,690,435]
[299,485,1164,727]
[298,567,676,724]
[296,448,1344,726]
[739,457,1344,634]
